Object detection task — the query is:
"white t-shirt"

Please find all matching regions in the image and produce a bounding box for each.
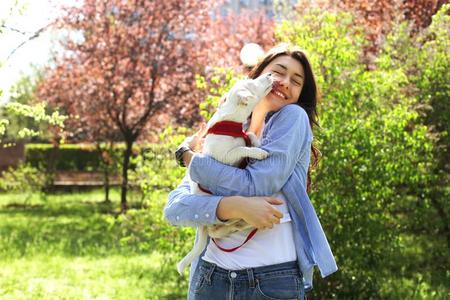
[202,191,297,269]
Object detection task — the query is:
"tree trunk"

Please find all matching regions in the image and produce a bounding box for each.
[121,139,133,213]
[103,164,110,203]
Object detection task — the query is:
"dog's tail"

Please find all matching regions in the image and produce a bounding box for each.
[177,225,209,275]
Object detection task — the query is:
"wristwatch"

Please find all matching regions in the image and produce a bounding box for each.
[175,144,191,167]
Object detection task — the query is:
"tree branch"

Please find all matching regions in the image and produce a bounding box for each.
[6,23,53,60]
[0,24,30,35]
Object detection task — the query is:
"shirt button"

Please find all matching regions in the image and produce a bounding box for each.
[230,272,237,278]
[176,216,180,220]
[194,214,199,219]
[205,213,210,218]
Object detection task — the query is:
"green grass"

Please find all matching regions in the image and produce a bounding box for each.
[0,189,189,300]
[0,253,166,299]
[1,189,448,299]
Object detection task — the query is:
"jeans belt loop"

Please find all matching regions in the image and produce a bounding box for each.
[247,268,255,288]
[205,263,216,284]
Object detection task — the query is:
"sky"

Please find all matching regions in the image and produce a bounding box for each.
[0,0,75,104]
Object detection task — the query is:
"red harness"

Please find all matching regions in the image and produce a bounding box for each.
[207,120,252,147]
[199,120,258,252]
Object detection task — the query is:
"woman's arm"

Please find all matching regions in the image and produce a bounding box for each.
[164,174,227,227]
[165,175,286,229]
[188,104,312,197]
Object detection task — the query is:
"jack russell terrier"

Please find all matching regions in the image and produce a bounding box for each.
[177,73,274,274]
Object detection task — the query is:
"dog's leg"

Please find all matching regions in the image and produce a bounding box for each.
[177,225,208,275]
[227,146,269,161]
[247,132,261,147]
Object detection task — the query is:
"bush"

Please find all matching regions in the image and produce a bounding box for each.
[0,164,46,200]
[124,126,202,297]
[25,143,103,172]
[130,127,189,193]
[112,190,194,298]
[277,9,442,299]
[25,143,143,173]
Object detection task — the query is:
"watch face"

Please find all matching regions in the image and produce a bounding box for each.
[175,146,190,166]
[176,146,187,157]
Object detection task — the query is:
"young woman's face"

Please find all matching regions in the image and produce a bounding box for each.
[259,55,305,111]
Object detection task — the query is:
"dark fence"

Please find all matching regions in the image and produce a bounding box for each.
[0,142,25,172]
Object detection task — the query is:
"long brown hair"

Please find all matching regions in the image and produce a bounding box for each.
[247,43,320,192]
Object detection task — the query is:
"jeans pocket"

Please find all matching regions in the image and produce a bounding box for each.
[193,266,208,294]
[255,274,302,300]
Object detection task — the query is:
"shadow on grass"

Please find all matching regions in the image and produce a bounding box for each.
[0,193,150,258]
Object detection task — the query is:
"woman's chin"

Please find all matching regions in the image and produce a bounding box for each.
[265,95,287,109]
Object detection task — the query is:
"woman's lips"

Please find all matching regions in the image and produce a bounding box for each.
[271,81,288,100]
[270,89,287,100]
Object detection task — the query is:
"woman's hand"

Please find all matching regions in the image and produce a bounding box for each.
[176,122,207,167]
[217,196,284,229]
[184,122,207,152]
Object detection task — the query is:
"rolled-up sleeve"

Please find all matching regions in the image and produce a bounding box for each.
[188,104,312,197]
[164,174,226,227]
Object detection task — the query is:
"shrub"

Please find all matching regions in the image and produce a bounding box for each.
[0,164,46,201]
[278,9,439,298]
[25,143,102,172]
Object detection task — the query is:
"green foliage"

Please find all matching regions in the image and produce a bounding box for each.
[196,67,242,121]
[0,101,66,144]
[5,102,66,131]
[0,164,45,199]
[26,143,103,172]
[415,4,449,168]
[277,9,445,299]
[130,127,187,193]
[112,190,194,297]
[0,2,56,145]
[376,8,450,291]
[0,68,49,142]
[277,10,366,93]
[0,119,8,136]
[24,143,137,173]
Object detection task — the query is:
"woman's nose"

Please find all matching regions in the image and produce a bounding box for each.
[278,76,289,90]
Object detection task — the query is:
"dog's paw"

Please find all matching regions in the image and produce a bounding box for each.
[247,132,261,147]
[250,148,269,160]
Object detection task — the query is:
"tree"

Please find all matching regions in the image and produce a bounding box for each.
[0,1,62,145]
[294,0,447,65]
[38,0,276,212]
[200,9,275,69]
[38,0,218,212]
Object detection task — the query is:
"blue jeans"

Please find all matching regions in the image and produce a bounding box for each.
[188,258,305,300]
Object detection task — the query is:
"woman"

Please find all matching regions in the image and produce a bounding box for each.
[165,43,337,300]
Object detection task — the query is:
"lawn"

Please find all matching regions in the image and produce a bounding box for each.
[0,189,190,300]
[1,189,448,299]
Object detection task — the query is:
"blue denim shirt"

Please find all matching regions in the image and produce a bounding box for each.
[164,104,338,292]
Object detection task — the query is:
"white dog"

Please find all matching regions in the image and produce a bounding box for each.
[177,73,274,274]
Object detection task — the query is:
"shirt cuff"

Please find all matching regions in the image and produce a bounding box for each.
[209,195,227,225]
